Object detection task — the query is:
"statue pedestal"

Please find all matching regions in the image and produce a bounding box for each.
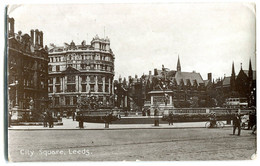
[148,90,174,115]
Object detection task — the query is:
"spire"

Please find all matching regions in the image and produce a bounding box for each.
[232,62,235,76]
[177,55,181,72]
[230,61,236,92]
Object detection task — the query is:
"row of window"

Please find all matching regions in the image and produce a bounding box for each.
[48,64,114,72]
[52,96,111,106]
[49,54,113,63]
[49,76,112,84]
[49,84,111,93]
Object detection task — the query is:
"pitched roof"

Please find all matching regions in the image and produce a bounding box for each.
[174,71,204,86]
[222,76,231,86]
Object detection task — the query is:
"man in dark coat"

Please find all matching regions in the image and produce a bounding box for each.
[233,111,241,136]
[168,112,174,125]
[43,112,48,127]
[48,112,54,128]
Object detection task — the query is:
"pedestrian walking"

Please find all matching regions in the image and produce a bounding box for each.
[43,112,48,127]
[247,111,253,130]
[147,108,151,116]
[48,112,54,128]
[142,108,146,116]
[154,108,159,126]
[168,111,174,125]
[233,111,241,136]
[72,112,75,121]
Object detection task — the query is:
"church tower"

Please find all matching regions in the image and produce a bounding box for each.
[177,56,181,72]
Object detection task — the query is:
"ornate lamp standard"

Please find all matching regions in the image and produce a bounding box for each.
[14,80,18,107]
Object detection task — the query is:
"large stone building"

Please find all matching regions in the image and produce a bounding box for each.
[48,35,115,115]
[7,17,49,120]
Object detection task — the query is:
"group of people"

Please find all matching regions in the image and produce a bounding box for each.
[209,110,256,136]
[232,110,257,136]
[43,112,54,128]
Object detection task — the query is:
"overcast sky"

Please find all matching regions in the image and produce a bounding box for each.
[8,3,256,81]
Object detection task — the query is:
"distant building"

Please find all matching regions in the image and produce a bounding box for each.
[141,56,207,108]
[214,60,256,107]
[48,35,115,115]
[114,57,209,112]
[7,17,49,120]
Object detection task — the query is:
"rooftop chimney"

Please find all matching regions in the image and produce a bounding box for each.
[30,29,34,46]
[35,29,39,47]
[40,31,43,47]
[208,73,212,82]
[154,68,158,76]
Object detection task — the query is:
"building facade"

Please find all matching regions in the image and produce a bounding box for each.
[48,35,115,115]
[214,60,256,107]
[7,17,49,120]
[141,57,208,109]
[113,57,209,114]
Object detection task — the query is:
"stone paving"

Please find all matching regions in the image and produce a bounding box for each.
[8,127,256,161]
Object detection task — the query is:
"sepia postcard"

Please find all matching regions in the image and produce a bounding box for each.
[5,2,256,162]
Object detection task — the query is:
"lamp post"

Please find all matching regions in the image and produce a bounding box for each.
[15,80,18,106]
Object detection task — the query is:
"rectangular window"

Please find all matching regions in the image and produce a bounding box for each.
[48,65,52,72]
[56,77,60,84]
[65,96,70,105]
[73,96,77,105]
[56,65,60,71]
[67,85,76,92]
[49,86,53,93]
[98,76,102,83]
[55,97,59,105]
[98,85,102,92]
[90,76,95,82]
[82,84,86,92]
[90,84,94,92]
[81,76,86,82]
[56,85,60,92]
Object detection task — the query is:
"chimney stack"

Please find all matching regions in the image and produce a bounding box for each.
[154,68,158,76]
[208,73,212,82]
[35,29,39,46]
[30,29,34,46]
[149,71,151,76]
[40,31,43,47]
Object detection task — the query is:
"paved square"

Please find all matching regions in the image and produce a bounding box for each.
[8,127,256,161]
